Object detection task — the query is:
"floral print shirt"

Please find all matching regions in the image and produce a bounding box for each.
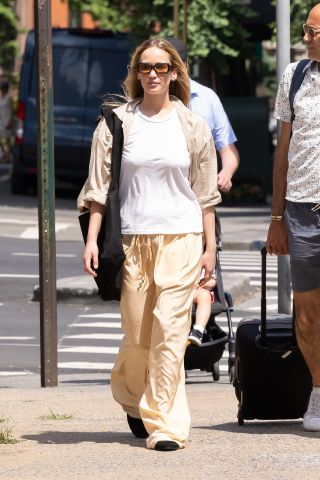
[274,61,320,202]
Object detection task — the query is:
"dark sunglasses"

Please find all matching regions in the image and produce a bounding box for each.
[303,23,320,38]
[136,63,174,74]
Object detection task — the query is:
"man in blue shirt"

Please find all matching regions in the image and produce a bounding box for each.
[166,37,239,192]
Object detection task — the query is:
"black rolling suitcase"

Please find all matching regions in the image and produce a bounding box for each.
[234,247,312,425]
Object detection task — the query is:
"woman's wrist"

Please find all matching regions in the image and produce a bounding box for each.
[204,246,216,254]
[86,237,98,244]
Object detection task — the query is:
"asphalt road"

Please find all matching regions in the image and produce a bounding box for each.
[0,168,119,377]
[0,166,275,381]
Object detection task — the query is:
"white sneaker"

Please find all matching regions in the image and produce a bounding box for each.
[303,390,320,431]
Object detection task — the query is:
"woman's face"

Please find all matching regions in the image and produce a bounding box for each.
[137,46,177,97]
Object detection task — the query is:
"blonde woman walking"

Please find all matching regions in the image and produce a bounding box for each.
[78,38,221,451]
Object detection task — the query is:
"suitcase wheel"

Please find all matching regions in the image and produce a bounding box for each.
[212,362,220,382]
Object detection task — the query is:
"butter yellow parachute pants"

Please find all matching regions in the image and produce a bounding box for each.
[111,233,202,449]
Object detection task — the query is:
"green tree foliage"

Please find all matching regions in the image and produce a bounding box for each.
[69,0,130,31]
[69,0,255,70]
[291,0,318,43]
[0,0,18,72]
[269,0,317,44]
[0,0,18,70]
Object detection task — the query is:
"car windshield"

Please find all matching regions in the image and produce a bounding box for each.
[86,48,129,108]
[54,47,89,105]
[29,46,129,108]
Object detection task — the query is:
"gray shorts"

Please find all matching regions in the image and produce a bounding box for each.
[284,201,320,292]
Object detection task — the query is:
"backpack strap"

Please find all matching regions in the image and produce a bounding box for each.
[289,59,310,123]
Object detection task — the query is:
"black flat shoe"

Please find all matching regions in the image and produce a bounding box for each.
[154,440,180,451]
[126,414,149,438]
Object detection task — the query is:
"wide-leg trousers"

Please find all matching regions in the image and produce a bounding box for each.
[110,233,203,449]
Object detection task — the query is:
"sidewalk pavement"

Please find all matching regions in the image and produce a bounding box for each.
[5,205,304,480]
[1,374,320,480]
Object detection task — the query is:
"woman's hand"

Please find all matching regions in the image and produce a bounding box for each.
[199,250,215,287]
[82,202,106,277]
[83,240,99,277]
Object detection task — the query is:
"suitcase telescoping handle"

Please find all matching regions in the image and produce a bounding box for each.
[260,246,267,342]
[260,246,297,346]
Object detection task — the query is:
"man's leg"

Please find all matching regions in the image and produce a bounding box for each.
[283,201,320,429]
[295,288,320,386]
[295,288,320,431]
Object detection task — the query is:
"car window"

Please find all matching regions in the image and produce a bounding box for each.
[29,46,89,107]
[86,48,130,108]
[28,43,130,109]
[53,47,89,106]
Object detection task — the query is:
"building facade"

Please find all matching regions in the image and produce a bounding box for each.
[14,0,96,72]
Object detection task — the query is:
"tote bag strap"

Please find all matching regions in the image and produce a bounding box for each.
[101,105,123,186]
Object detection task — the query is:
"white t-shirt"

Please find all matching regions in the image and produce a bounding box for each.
[274,61,320,203]
[119,107,203,234]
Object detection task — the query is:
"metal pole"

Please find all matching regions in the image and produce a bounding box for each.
[34,0,58,387]
[276,0,291,315]
[182,0,187,44]
[174,0,179,38]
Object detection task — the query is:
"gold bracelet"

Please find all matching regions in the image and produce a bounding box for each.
[270,215,283,221]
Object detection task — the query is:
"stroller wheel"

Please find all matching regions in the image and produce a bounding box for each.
[212,362,220,382]
[229,365,235,384]
[238,407,244,426]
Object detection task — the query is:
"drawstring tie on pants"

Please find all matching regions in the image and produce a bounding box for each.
[134,235,154,288]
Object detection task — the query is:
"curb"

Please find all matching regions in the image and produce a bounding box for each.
[32,272,251,304]
[221,240,266,251]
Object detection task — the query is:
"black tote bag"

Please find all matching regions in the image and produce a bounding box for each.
[79,106,125,301]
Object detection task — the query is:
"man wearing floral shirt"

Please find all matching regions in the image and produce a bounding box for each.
[267,4,320,431]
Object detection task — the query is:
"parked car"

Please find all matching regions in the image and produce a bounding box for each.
[11,28,133,194]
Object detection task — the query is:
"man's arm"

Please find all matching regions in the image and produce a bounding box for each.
[217,144,240,192]
[266,121,291,256]
[200,206,216,287]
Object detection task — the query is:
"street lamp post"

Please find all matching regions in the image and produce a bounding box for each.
[34,0,58,387]
[276,0,291,315]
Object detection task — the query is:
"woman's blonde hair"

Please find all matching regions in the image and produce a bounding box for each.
[123,38,190,106]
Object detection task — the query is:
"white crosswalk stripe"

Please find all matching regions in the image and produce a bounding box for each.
[58,362,114,370]
[71,322,122,329]
[79,313,121,318]
[59,346,119,354]
[58,314,122,372]
[65,333,123,340]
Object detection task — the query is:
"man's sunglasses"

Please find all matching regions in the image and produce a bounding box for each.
[136,63,174,74]
[303,23,320,38]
